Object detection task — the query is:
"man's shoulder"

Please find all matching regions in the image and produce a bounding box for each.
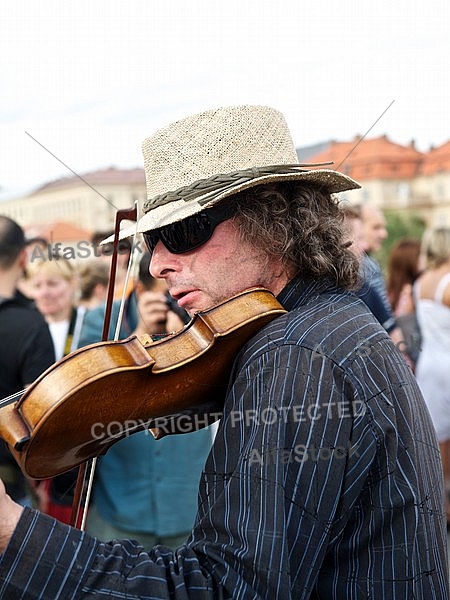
[78,294,138,347]
[0,290,32,309]
[0,293,45,324]
[361,254,382,277]
[83,293,137,324]
[244,289,382,358]
[83,302,107,322]
[289,290,379,339]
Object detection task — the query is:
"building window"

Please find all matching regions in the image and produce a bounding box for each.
[435,183,445,199]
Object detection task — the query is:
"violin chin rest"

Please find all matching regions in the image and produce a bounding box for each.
[0,403,32,456]
[14,436,30,451]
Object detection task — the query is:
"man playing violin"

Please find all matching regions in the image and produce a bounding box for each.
[0,106,448,598]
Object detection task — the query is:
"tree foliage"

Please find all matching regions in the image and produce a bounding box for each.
[374,210,426,272]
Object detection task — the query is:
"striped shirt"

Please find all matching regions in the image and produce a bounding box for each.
[0,277,448,598]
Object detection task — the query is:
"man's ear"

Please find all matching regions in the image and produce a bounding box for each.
[18,248,28,271]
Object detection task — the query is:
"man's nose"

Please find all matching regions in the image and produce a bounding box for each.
[149,241,179,279]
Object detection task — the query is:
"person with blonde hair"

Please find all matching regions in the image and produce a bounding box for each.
[26,254,86,524]
[26,255,84,360]
[414,227,450,522]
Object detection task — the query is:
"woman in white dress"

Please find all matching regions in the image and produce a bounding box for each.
[414,227,450,522]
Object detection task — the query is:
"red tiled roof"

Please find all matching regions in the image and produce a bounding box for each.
[307,135,424,180]
[419,140,450,175]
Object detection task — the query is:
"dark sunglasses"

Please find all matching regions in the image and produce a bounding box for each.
[143,203,235,255]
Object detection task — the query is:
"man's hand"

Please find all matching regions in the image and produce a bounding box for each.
[134,291,170,337]
[0,478,24,553]
[165,310,186,334]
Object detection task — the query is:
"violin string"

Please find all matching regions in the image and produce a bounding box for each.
[0,389,25,409]
[80,457,97,531]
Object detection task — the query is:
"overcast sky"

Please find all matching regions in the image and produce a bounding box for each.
[1,0,449,201]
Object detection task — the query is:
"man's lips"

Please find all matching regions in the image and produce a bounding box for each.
[170,289,198,307]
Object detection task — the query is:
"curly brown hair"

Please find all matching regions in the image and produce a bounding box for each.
[227,181,360,290]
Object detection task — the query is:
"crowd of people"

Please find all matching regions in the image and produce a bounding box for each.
[344,202,450,525]
[0,104,448,597]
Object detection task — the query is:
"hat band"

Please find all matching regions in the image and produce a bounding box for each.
[142,162,333,212]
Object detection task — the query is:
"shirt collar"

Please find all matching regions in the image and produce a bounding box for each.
[277,276,337,312]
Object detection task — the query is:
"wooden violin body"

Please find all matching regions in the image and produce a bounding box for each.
[0,288,286,479]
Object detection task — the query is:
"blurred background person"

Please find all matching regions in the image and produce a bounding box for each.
[358,204,404,346]
[387,239,422,316]
[91,231,133,301]
[26,255,84,360]
[414,227,450,523]
[79,250,188,345]
[0,216,55,506]
[26,255,85,523]
[16,235,49,298]
[386,238,423,369]
[77,260,110,310]
[77,251,212,548]
[341,204,365,259]
[360,204,388,256]
[341,205,400,338]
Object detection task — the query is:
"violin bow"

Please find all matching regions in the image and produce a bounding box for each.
[70,204,138,529]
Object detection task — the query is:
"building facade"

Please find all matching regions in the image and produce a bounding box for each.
[1,137,450,244]
[305,135,450,228]
[0,167,146,242]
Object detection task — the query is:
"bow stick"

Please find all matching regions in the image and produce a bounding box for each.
[70,204,138,529]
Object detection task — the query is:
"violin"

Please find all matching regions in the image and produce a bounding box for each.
[0,287,286,480]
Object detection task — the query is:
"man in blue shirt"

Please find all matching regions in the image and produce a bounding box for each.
[358,204,400,333]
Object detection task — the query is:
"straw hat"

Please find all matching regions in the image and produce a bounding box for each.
[108,105,360,239]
